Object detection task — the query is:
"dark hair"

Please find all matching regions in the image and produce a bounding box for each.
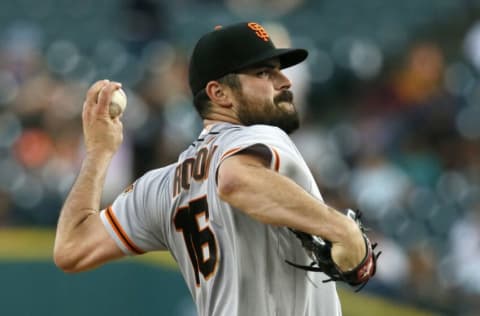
[192,73,241,118]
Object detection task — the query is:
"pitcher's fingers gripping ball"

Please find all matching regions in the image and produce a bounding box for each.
[82,80,125,155]
[108,88,127,118]
[93,82,127,119]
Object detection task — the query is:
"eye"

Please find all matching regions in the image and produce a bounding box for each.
[256,70,270,78]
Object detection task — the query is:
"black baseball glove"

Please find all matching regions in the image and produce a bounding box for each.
[286,209,381,291]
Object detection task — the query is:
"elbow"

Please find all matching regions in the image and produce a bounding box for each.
[53,244,82,273]
[53,249,75,273]
[54,255,74,273]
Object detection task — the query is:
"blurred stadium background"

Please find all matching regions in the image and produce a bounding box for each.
[1,0,480,315]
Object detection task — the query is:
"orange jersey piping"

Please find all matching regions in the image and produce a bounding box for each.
[105,206,145,255]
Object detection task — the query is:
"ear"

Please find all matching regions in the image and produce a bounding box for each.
[205,81,233,108]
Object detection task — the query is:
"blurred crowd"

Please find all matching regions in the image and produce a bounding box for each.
[1,0,480,315]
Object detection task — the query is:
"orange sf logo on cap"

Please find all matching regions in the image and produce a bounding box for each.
[247,22,269,42]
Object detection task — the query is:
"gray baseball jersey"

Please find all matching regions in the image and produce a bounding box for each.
[100,123,342,316]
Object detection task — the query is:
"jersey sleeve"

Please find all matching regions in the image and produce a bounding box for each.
[218,125,289,170]
[217,125,305,182]
[100,167,171,255]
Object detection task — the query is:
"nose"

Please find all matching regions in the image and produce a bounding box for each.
[274,70,292,91]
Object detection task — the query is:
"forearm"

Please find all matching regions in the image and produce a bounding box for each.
[219,164,354,243]
[218,156,366,270]
[54,80,127,272]
[55,152,112,249]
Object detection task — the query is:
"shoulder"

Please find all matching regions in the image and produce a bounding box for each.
[136,164,177,189]
[143,164,176,178]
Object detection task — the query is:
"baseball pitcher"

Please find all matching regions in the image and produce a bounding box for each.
[54,22,379,316]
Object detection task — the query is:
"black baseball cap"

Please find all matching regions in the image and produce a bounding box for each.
[189,22,308,95]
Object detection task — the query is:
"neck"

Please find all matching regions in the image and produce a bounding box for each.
[203,113,242,129]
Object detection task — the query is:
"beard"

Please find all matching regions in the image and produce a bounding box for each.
[235,90,300,134]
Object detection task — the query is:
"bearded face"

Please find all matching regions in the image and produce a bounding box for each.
[234,89,300,134]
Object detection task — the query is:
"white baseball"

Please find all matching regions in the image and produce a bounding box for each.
[109,88,127,118]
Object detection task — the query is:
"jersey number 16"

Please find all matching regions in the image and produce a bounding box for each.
[174,196,218,286]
